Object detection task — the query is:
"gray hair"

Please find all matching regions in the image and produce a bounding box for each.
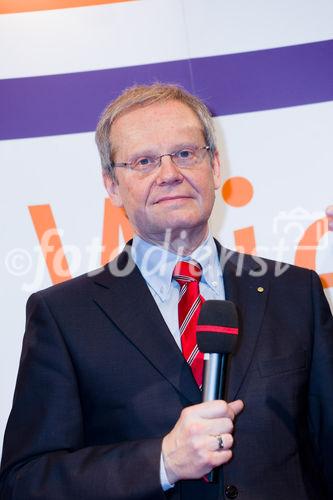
[95,82,217,180]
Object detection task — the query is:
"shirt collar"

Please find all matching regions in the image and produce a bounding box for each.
[132,234,222,301]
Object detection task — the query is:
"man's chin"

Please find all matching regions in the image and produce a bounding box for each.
[144,219,208,240]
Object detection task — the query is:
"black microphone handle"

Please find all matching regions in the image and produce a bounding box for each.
[202,353,227,483]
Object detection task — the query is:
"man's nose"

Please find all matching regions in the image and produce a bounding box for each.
[155,154,183,184]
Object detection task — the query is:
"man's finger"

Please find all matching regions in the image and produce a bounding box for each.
[182,400,232,419]
[208,433,234,452]
[228,399,245,417]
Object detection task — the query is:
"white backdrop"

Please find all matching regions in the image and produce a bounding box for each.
[1,0,333,453]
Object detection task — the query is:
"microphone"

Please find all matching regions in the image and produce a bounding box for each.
[196,300,239,482]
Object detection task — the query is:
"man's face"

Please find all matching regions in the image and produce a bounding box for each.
[104,100,221,247]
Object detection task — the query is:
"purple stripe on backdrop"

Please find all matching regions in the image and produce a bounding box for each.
[0,39,333,140]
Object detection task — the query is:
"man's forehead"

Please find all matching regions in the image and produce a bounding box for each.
[110,101,205,155]
[111,126,205,161]
[112,99,201,129]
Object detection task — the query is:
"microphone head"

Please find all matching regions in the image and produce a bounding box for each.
[196,300,239,354]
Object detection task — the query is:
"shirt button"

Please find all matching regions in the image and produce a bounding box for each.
[225,484,238,499]
[212,281,218,287]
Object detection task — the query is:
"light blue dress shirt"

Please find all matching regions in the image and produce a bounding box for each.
[131,234,225,490]
[132,233,225,349]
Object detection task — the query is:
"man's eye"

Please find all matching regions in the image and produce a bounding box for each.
[134,157,154,167]
[177,149,194,159]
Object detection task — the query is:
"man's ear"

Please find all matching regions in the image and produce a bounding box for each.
[103,173,123,207]
[212,150,222,190]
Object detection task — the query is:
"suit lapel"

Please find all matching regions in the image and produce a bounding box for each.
[91,241,269,404]
[91,246,201,405]
[218,245,270,400]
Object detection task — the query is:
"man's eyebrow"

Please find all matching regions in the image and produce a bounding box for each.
[126,148,158,162]
[129,143,199,158]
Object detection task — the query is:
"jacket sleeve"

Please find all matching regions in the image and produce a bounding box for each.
[0,292,166,500]
[308,271,333,497]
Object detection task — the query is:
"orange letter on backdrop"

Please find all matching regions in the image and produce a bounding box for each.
[29,201,134,284]
[101,199,133,265]
[28,204,72,284]
[295,216,333,289]
[29,204,332,289]
[234,226,257,254]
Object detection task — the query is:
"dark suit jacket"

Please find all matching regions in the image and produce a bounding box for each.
[1,243,333,500]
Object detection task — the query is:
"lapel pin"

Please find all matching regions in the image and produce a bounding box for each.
[257,286,264,293]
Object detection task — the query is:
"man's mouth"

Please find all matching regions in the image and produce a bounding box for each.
[153,195,191,205]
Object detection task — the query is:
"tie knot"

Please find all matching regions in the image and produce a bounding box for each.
[173,261,202,285]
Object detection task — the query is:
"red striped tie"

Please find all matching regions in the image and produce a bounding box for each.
[173,261,204,388]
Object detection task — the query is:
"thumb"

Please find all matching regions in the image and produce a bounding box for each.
[229,399,244,417]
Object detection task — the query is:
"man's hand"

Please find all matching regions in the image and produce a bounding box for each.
[326,206,333,231]
[161,399,244,484]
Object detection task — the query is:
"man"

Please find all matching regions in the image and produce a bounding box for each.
[0,83,332,499]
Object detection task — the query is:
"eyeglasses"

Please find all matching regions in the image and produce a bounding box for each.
[110,145,210,174]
